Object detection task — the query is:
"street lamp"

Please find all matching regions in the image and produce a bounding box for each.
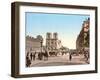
[37,35,43,60]
[40,38,43,53]
[37,35,43,53]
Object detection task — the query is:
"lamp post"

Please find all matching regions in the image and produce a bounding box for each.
[39,38,43,60]
[40,38,43,53]
[37,35,43,53]
[37,35,43,60]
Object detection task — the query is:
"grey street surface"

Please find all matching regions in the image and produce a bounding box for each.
[30,54,89,67]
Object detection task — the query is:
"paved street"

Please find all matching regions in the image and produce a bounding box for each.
[30,54,89,67]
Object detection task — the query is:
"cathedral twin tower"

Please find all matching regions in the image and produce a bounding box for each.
[46,32,58,40]
[46,32,61,51]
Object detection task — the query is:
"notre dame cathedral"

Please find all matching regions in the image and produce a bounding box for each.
[46,32,62,52]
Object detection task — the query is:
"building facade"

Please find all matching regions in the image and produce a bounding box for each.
[46,32,62,52]
[26,35,43,53]
[76,18,90,51]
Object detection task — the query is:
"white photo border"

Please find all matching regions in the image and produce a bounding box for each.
[19,5,96,75]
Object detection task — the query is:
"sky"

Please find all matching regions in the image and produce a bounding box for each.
[25,12,89,49]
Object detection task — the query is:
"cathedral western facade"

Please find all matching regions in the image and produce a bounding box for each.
[46,32,62,52]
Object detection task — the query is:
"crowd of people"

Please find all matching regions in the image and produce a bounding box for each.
[78,48,90,63]
[26,48,90,67]
[26,50,49,67]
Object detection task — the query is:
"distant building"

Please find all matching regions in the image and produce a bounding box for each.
[26,35,43,53]
[46,32,62,52]
[76,18,90,51]
[57,40,62,49]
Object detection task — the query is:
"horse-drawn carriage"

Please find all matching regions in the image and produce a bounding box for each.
[49,51,58,56]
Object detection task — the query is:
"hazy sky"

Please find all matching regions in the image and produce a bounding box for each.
[25,12,89,49]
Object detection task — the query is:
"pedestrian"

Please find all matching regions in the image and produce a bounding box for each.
[84,51,89,63]
[26,52,31,67]
[38,52,43,60]
[27,58,31,67]
[30,52,33,61]
[26,52,29,67]
[33,51,36,61]
[69,53,72,61]
[44,50,48,61]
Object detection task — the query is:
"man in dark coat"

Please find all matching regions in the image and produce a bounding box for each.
[30,52,33,61]
[69,53,72,61]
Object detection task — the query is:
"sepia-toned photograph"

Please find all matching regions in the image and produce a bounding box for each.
[25,12,90,67]
[11,2,97,77]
